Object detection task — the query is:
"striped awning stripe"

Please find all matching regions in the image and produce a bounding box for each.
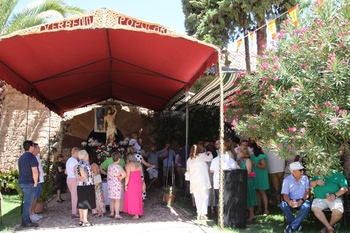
[166,72,239,112]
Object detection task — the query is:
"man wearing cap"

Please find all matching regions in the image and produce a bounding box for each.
[310,169,348,233]
[280,161,310,233]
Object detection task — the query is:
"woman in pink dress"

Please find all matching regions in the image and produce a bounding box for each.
[123,153,143,219]
[107,152,126,220]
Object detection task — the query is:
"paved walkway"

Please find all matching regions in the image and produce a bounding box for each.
[14,189,219,233]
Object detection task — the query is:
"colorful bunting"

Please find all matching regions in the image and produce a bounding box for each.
[249,32,255,46]
[288,6,298,28]
[267,19,277,40]
[318,0,324,9]
[236,38,243,52]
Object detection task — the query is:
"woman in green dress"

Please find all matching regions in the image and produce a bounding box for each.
[238,146,257,222]
[250,142,269,216]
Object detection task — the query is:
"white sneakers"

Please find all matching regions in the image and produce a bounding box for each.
[30,214,43,222]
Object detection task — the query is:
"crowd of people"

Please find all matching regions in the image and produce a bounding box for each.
[16,135,349,231]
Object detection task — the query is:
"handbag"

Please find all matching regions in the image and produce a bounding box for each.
[247,171,256,178]
[93,174,102,184]
[185,171,190,181]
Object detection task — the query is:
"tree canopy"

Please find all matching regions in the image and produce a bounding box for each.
[0,0,84,36]
[181,0,297,55]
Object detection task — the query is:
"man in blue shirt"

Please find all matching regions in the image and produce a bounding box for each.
[18,140,39,227]
[280,162,310,233]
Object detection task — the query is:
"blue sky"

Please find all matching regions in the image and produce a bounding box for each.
[15,0,186,33]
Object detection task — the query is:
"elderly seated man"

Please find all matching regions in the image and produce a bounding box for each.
[280,162,311,233]
[310,169,348,233]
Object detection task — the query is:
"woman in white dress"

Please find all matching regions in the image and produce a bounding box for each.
[187,143,213,220]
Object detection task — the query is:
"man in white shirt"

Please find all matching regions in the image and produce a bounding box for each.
[65,147,79,218]
[210,140,239,209]
[30,143,44,222]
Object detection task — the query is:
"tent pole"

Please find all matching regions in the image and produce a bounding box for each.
[25,89,30,140]
[48,110,51,161]
[218,56,224,229]
[185,90,189,161]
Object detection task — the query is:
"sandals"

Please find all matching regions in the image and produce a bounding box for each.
[81,221,93,227]
[114,215,123,220]
[79,221,83,226]
[109,212,115,218]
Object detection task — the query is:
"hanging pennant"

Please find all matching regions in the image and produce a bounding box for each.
[249,32,255,46]
[288,6,298,28]
[318,0,323,9]
[236,38,243,52]
[267,19,277,40]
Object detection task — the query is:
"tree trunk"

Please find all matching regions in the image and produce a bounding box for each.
[244,29,251,72]
[256,20,267,56]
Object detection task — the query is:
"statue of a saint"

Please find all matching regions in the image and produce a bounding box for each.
[104,106,117,144]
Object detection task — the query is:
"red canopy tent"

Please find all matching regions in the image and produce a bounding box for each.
[0,9,219,116]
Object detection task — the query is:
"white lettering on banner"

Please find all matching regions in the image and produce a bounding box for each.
[40,16,94,31]
[40,14,168,34]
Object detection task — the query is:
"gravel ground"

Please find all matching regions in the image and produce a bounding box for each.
[14,189,219,233]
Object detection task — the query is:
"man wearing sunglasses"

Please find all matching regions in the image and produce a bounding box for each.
[280,162,310,233]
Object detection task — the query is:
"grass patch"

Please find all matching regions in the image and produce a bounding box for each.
[174,189,348,233]
[1,194,22,233]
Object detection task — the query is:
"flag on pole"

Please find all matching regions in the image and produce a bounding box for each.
[249,32,255,46]
[288,6,298,28]
[267,19,277,40]
[236,38,243,52]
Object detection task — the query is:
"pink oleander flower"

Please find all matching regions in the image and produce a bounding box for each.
[303,121,308,126]
[269,84,274,89]
[273,76,279,81]
[291,44,298,50]
[288,127,297,132]
[301,62,308,69]
[276,144,281,149]
[334,105,340,111]
[324,101,331,107]
[252,125,259,129]
[290,87,297,92]
[331,118,341,124]
[261,62,269,70]
[339,110,344,115]
[273,62,279,70]
[223,104,228,112]
[300,128,306,133]
[237,71,246,79]
[231,119,237,126]
[261,77,268,82]
[273,56,279,61]
[339,42,344,47]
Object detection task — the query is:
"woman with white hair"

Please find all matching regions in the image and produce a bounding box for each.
[75,150,96,227]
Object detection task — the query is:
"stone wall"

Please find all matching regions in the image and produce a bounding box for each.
[0,86,62,172]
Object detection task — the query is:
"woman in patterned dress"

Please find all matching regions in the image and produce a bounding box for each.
[90,153,106,217]
[107,152,126,219]
[75,150,96,227]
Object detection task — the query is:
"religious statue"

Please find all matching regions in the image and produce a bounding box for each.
[104,105,117,144]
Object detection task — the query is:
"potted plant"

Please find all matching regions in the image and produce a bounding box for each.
[36,157,55,213]
[162,185,177,206]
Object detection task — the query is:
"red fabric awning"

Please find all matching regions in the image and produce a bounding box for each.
[0,9,219,116]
